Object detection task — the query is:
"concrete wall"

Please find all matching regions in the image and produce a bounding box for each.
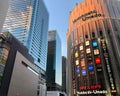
[7,51,39,96]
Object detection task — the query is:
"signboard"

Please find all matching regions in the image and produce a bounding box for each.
[77,90,107,95]
[73,10,105,23]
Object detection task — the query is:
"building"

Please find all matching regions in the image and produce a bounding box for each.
[46,30,62,91]
[62,56,67,93]
[66,0,120,96]
[0,32,46,96]
[0,0,10,32]
[47,91,66,96]
[2,0,49,71]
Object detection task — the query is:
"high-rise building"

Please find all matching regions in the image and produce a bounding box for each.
[2,0,49,71]
[62,56,67,93]
[46,30,62,91]
[0,32,46,96]
[0,0,10,32]
[67,0,120,96]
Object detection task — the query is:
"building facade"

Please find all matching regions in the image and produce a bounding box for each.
[0,32,46,96]
[62,56,67,93]
[67,0,120,96]
[46,30,62,91]
[2,0,49,71]
[0,0,10,32]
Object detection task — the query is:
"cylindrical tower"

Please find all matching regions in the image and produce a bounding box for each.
[67,0,120,96]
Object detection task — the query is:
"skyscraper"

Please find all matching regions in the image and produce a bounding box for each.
[67,0,120,96]
[0,0,10,32]
[62,56,67,93]
[2,0,49,71]
[46,30,62,91]
[0,32,46,96]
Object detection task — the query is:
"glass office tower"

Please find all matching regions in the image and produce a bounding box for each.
[0,0,10,32]
[2,0,49,71]
[67,0,120,96]
[46,30,62,91]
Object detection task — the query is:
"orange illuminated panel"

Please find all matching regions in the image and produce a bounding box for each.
[81,59,85,67]
[95,57,101,64]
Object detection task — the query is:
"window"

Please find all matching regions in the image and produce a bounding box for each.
[38,58,40,63]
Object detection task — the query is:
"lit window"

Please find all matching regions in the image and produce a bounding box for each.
[82,69,86,76]
[94,49,99,55]
[86,48,91,54]
[92,41,98,47]
[80,45,83,51]
[85,41,90,46]
[95,57,101,64]
[76,60,79,65]
[81,59,85,67]
[88,65,94,71]
[75,51,79,58]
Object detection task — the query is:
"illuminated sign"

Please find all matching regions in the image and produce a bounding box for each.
[82,69,86,76]
[75,51,79,58]
[85,41,90,46]
[94,49,99,55]
[81,59,85,67]
[76,68,80,74]
[76,60,79,65]
[86,48,91,54]
[73,10,105,23]
[101,38,116,90]
[88,65,94,71]
[80,45,83,51]
[92,41,98,47]
[77,90,107,95]
[80,85,101,90]
[95,57,101,64]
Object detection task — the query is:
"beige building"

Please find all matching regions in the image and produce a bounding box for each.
[67,0,120,96]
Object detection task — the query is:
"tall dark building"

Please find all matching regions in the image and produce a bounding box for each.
[62,56,67,93]
[67,0,120,96]
[0,32,46,96]
[46,30,62,91]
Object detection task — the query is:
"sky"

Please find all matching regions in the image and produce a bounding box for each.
[44,0,83,57]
